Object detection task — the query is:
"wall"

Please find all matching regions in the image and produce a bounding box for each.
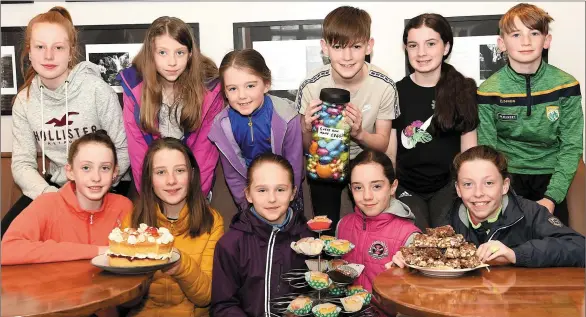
[1,1,585,152]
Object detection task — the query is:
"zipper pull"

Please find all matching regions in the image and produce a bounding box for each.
[248,117,254,142]
[89,213,94,225]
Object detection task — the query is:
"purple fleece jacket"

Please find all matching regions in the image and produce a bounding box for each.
[208,94,304,211]
[211,208,313,316]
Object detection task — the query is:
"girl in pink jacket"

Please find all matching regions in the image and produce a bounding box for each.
[336,149,420,291]
[117,16,222,197]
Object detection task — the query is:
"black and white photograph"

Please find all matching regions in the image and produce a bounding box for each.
[1,94,14,116]
[479,44,506,80]
[86,43,142,93]
[2,46,17,95]
[449,35,500,85]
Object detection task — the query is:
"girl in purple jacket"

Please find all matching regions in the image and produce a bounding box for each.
[208,49,304,213]
[211,153,312,316]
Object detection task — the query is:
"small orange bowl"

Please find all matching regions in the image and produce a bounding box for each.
[308,219,332,230]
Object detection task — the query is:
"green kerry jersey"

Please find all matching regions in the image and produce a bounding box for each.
[477,61,583,204]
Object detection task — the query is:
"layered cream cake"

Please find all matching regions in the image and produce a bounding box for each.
[107,224,174,267]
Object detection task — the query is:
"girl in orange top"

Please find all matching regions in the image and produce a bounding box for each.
[121,137,224,317]
[1,130,132,265]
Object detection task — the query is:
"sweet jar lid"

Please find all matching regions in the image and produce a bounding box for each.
[320,88,350,104]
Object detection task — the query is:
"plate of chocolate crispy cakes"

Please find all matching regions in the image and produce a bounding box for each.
[402,225,489,278]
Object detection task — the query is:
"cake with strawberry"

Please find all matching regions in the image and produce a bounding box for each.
[107,224,174,267]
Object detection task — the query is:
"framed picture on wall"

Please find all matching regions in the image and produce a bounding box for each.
[404,14,521,86]
[234,20,325,102]
[0,23,199,115]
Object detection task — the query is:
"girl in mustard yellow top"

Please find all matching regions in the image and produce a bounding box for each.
[122,137,224,317]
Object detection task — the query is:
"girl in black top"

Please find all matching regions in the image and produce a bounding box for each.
[389,13,479,229]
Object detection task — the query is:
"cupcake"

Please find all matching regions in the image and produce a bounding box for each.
[328,284,346,296]
[307,216,332,231]
[305,271,331,290]
[354,290,372,305]
[346,285,365,296]
[320,235,336,242]
[287,295,313,316]
[291,237,324,256]
[328,265,358,284]
[340,295,365,312]
[306,259,328,272]
[325,239,354,255]
[311,303,341,317]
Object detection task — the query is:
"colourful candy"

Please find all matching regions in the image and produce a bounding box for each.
[326,140,342,151]
[306,97,351,182]
[316,164,333,178]
[317,148,329,156]
[329,150,340,158]
[319,156,332,164]
[309,142,318,155]
[327,108,340,115]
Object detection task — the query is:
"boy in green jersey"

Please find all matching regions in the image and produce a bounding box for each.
[477,3,583,225]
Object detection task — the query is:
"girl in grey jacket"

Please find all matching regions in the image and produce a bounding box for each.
[2,7,129,237]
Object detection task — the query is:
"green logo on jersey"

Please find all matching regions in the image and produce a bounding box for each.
[546,106,559,122]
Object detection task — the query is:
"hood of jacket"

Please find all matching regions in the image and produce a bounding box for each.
[30,61,103,105]
[353,198,416,221]
[230,207,308,242]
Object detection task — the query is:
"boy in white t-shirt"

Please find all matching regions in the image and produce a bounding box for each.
[296,5,399,231]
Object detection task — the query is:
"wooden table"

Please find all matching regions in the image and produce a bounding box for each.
[1,260,152,317]
[373,266,584,317]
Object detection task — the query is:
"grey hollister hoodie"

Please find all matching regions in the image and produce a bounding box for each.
[11,61,130,199]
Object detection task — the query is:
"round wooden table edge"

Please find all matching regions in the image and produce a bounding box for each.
[3,273,152,317]
[54,276,150,317]
[373,287,457,317]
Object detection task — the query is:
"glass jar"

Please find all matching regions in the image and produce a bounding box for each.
[307,88,351,183]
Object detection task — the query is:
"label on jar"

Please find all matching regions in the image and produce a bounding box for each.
[317,126,344,140]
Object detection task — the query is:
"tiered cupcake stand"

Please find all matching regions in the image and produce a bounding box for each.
[269,227,376,317]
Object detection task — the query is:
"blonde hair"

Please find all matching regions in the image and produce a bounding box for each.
[132,16,218,134]
[19,6,79,98]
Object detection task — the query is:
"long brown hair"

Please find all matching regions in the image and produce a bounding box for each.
[132,16,218,134]
[18,6,79,98]
[132,137,213,237]
[403,13,478,133]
